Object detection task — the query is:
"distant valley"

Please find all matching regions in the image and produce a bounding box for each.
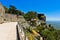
[47,21,60,29]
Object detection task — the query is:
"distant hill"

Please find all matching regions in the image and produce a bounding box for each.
[47,21,60,29]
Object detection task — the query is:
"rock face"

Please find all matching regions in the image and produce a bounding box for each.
[18,15,30,28]
[0,3,5,23]
[38,14,46,21]
[4,13,17,22]
[0,3,18,23]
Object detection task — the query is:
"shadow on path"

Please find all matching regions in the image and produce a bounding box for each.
[16,25,20,40]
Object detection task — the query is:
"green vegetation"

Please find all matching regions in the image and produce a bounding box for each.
[4,5,60,40]
[4,5,24,15]
[24,11,37,20]
[4,6,8,13]
[26,24,60,40]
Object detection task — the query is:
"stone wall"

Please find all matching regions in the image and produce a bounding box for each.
[0,3,18,23]
[0,3,5,23]
[4,13,17,22]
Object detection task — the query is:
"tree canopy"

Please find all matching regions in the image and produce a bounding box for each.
[3,5,60,40]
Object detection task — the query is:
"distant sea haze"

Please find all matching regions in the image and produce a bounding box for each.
[46,21,60,30]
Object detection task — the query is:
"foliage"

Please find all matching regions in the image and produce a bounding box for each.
[31,21,36,26]
[4,5,24,15]
[16,10,24,16]
[38,14,46,21]
[8,5,16,14]
[24,11,37,20]
[4,6,8,13]
[53,30,60,40]
[4,5,60,40]
[40,29,55,40]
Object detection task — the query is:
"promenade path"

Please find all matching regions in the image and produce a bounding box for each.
[0,22,17,40]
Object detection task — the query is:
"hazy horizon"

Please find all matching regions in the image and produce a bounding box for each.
[47,21,60,29]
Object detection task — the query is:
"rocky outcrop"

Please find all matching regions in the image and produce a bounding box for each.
[0,3,18,23]
[18,15,30,28]
[38,14,46,21]
[0,3,5,23]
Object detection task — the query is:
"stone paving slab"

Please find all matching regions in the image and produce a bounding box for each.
[0,22,17,40]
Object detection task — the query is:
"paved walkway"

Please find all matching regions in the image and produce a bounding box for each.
[0,22,17,40]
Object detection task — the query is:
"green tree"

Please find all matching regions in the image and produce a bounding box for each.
[53,30,60,40]
[16,10,24,16]
[8,5,16,14]
[4,6,8,13]
[25,11,37,20]
[40,29,55,40]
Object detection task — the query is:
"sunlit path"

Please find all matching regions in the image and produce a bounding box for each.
[0,22,17,40]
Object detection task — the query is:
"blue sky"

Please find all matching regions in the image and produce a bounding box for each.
[0,0,60,21]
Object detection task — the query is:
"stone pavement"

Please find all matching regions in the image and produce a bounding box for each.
[0,22,17,40]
